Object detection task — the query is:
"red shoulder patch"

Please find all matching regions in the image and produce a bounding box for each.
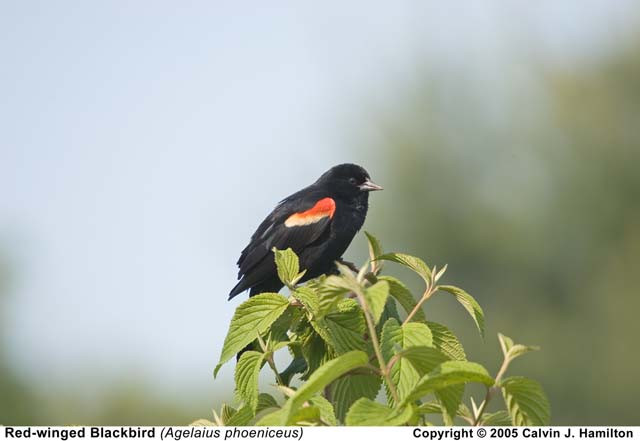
[284,197,336,227]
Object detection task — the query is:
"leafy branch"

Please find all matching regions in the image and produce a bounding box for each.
[203,233,550,426]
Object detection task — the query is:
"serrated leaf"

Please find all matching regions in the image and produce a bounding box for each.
[417,402,442,414]
[381,319,435,404]
[378,275,426,322]
[380,319,417,404]
[393,344,458,426]
[403,322,433,347]
[436,384,464,425]
[330,374,382,422]
[292,286,320,317]
[364,231,384,274]
[220,403,236,423]
[313,298,366,354]
[363,280,389,325]
[438,285,485,338]
[345,398,414,426]
[301,333,329,379]
[376,296,401,335]
[481,410,513,426]
[215,293,290,375]
[280,357,307,386]
[316,275,350,317]
[377,252,432,284]
[398,346,448,376]
[501,376,550,426]
[402,361,494,405]
[277,350,369,425]
[309,395,338,426]
[268,307,294,345]
[427,321,466,360]
[273,247,301,286]
[225,404,254,426]
[234,351,265,412]
[256,393,279,413]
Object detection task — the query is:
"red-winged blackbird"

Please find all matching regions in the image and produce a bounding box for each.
[229,163,382,300]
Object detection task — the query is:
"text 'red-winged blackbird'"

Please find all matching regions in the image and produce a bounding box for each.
[228,163,382,300]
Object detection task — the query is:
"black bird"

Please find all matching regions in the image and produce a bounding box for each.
[228,163,382,300]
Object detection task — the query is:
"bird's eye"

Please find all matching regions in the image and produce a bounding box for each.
[348,177,357,185]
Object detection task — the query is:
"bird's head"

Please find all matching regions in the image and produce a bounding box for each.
[316,163,382,199]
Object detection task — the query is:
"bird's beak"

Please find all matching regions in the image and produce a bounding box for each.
[359,179,383,192]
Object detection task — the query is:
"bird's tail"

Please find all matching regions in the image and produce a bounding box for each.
[228,278,249,300]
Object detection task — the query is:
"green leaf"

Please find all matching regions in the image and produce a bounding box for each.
[427,321,466,361]
[225,404,254,426]
[498,332,515,356]
[289,406,322,425]
[403,322,433,347]
[280,357,307,386]
[215,293,290,375]
[481,410,513,426]
[330,374,382,422]
[309,395,338,426]
[273,247,303,286]
[499,333,540,362]
[278,350,369,425]
[220,403,236,424]
[436,385,464,425]
[438,285,485,338]
[391,344,458,426]
[508,344,540,361]
[364,231,384,273]
[234,351,265,412]
[255,408,287,426]
[378,275,426,322]
[380,319,416,404]
[313,298,366,354]
[398,345,448,376]
[301,333,330,379]
[381,319,435,404]
[377,294,400,327]
[363,280,389,325]
[345,398,414,426]
[316,276,349,317]
[417,402,442,414]
[292,286,319,316]
[501,376,550,426]
[256,393,279,414]
[402,361,494,405]
[377,252,432,284]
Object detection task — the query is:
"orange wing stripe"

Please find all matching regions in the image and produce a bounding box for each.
[284,197,336,227]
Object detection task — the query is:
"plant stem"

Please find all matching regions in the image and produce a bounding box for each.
[403,283,437,325]
[354,289,400,404]
[257,334,285,386]
[472,355,511,425]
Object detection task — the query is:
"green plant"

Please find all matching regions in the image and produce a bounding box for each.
[203,233,550,426]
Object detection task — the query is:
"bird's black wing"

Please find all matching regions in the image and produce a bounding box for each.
[228,192,335,299]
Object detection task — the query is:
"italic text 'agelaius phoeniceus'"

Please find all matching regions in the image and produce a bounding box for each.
[228,163,382,300]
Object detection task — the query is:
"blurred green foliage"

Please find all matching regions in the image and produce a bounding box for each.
[356,43,640,424]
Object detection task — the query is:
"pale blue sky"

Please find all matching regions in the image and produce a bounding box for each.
[1,1,637,404]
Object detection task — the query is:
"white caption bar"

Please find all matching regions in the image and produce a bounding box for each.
[1,427,638,441]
